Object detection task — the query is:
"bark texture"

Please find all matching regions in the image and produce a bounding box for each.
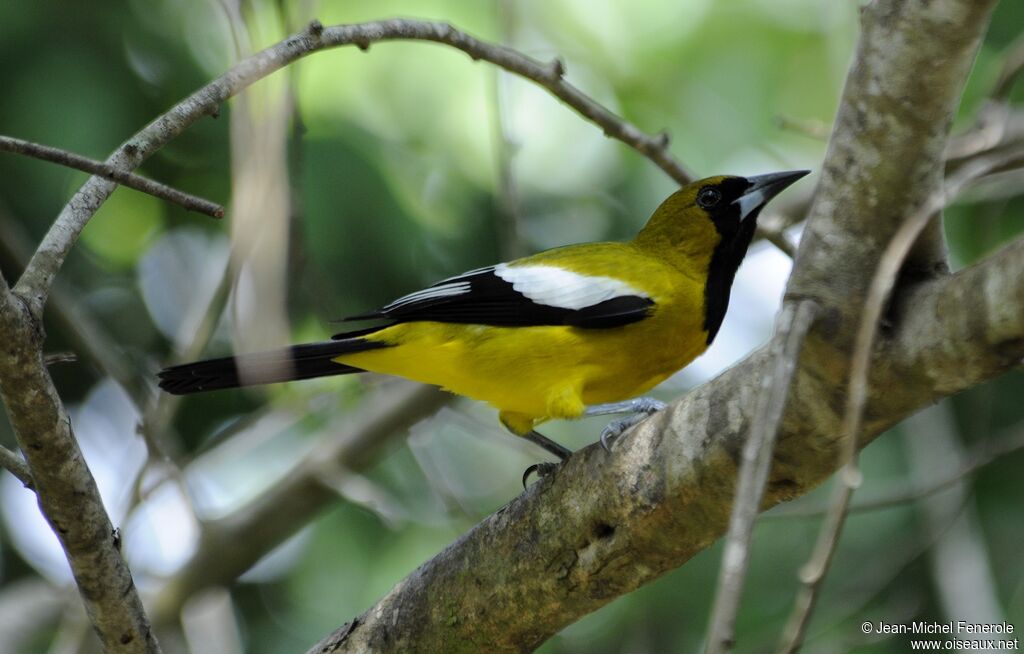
[0,289,159,653]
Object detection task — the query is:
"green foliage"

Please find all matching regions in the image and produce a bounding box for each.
[0,1,1021,653]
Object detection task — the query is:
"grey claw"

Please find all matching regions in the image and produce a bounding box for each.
[600,426,619,452]
[522,461,559,488]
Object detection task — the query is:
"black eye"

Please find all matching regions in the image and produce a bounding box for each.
[697,187,722,209]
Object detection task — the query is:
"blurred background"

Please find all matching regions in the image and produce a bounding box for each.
[0,1,1022,652]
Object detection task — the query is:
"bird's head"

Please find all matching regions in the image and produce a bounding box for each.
[635,170,810,261]
[634,169,810,343]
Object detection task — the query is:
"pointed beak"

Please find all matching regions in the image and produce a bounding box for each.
[734,170,810,221]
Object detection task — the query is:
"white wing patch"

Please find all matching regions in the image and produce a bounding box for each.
[494,263,648,310]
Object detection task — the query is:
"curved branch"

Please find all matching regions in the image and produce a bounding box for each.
[13,18,693,319]
[0,17,692,651]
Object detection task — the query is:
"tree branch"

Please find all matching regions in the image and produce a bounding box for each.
[0,135,224,218]
[0,20,701,647]
[789,0,998,314]
[12,19,693,320]
[0,283,159,652]
[0,443,33,488]
[779,138,1022,653]
[150,383,449,625]
[767,423,1024,519]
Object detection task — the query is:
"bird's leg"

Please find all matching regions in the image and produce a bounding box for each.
[522,430,573,460]
[585,397,667,451]
[520,430,571,488]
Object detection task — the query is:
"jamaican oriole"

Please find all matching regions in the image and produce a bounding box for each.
[159,171,808,463]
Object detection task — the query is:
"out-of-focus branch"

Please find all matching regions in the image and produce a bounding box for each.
[0,135,223,218]
[489,0,526,261]
[0,207,150,408]
[151,382,449,625]
[703,299,817,654]
[774,114,830,141]
[903,406,1004,635]
[0,18,697,649]
[13,18,695,319]
[0,444,32,488]
[992,32,1024,102]
[766,424,1024,518]
[754,224,797,258]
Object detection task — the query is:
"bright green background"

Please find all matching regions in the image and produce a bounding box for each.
[0,1,1022,652]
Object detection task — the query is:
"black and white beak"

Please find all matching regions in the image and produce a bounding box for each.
[735,170,810,221]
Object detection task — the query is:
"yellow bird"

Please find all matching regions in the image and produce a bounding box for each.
[159,171,807,469]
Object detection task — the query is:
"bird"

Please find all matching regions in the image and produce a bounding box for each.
[159,170,808,476]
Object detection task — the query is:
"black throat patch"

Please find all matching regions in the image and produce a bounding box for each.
[702,178,757,344]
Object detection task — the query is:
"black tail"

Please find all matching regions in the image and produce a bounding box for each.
[157,338,388,395]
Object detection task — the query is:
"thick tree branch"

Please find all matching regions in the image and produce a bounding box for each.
[13,19,693,320]
[789,0,997,314]
[0,284,159,652]
[0,135,224,218]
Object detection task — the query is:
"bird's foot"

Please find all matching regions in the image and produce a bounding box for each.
[522,461,561,488]
[585,397,667,452]
[519,430,571,488]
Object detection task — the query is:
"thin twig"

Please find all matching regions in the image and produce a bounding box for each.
[776,147,1021,654]
[0,445,33,489]
[703,299,818,654]
[755,225,797,258]
[42,351,77,366]
[992,32,1024,102]
[767,425,1024,519]
[944,36,1024,165]
[774,115,829,141]
[14,19,694,318]
[0,135,224,218]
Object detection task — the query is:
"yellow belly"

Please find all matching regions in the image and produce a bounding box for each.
[335,300,707,432]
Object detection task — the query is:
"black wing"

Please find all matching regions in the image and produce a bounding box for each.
[341,265,654,330]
